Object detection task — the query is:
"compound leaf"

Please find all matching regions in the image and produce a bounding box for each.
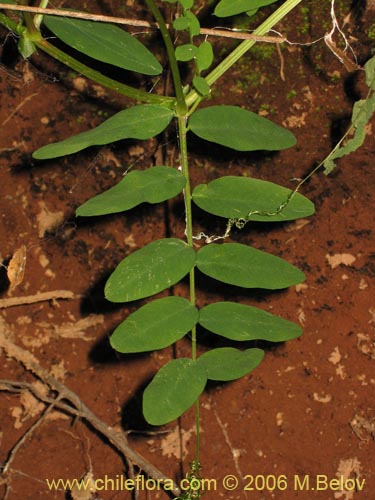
[110,297,198,353]
[105,238,196,303]
[199,302,302,341]
[196,243,305,289]
[33,105,173,159]
[189,105,295,151]
[76,166,185,217]
[192,176,314,221]
[44,16,162,75]
[143,358,207,425]
[197,348,264,381]
[214,0,279,17]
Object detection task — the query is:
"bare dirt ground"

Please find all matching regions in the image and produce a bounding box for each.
[1,1,375,499]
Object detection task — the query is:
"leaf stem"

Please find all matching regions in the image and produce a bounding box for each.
[0,11,19,33]
[34,0,50,29]
[185,0,303,107]
[177,114,200,464]
[145,0,187,114]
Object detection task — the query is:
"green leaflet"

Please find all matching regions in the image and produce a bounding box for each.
[197,348,264,381]
[76,166,186,217]
[175,43,197,62]
[189,105,296,151]
[324,95,375,174]
[33,105,174,159]
[192,176,314,221]
[214,0,279,17]
[184,11,200,37]
[324,55,375,174]
[143,358,207,425]
[172,12,200,37]
[196,41,214,73]
[193,77,210,96]
[105,238,196,303]
[44,16,162,75]
[196,243,305,289]
[180,0,194,8]
[365,54,375,91]
[173,16,190,30]
[199,302,302,341]
[110,297,198,353]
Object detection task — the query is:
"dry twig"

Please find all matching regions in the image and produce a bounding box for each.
[0,329,180,497]
[0,290,78,309]
[0,4,286,43]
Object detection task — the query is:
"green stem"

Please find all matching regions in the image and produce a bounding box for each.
[145,0,187,114]
[177,114,200,465]
[34,0,50,29]
[147,0,198,464]
[18,0,39,36]
[34,38,175,107]
[185,0,303,107]
[0,12,20,33]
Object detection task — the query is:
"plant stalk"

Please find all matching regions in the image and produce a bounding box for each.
[148,0,199,464]
[0,11,19,32]
[185,0,303,107]
[177,113,200,466]
[145,0,187,114]
[34,0,50,29]
[177,115,196,354]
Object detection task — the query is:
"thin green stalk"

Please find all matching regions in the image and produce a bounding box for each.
[0,11,19,32]
[147,0,199,465]
[185,0,303,107]
[177,114,200,466]
[35,38,175,107]
[145,0,187,114]
[18,0,39,36]
[34,0,50,29]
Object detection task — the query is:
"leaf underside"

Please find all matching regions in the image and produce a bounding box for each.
[44,15,162,75]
